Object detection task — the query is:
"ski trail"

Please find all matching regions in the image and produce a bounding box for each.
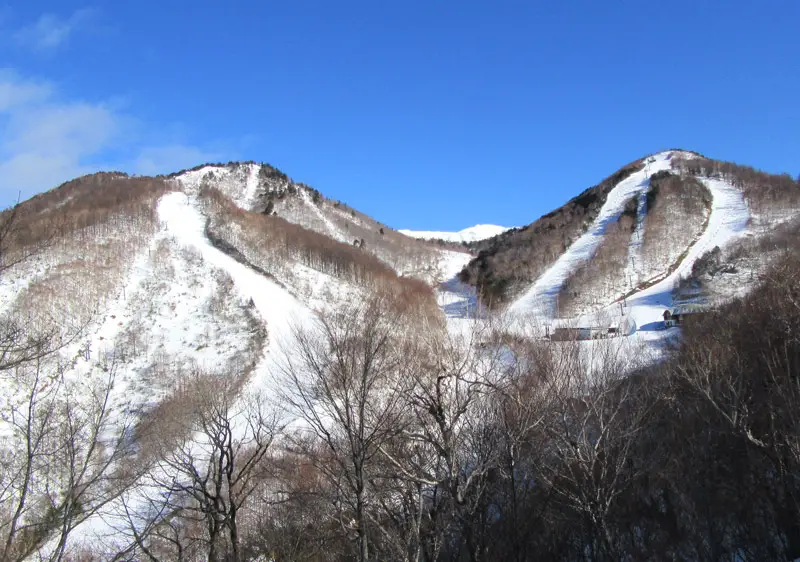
[240,163,261,210]
[624,188,649,288]
[621,177,749,330]
[55,192,315,554]
[157,191,313,390]
[300,188,346,243]
[507,151,675,321]
[435,250,478,319]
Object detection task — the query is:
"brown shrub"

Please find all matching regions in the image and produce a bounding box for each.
[200,186,438,316]
[1,172,172,257]
[672,156,799,214]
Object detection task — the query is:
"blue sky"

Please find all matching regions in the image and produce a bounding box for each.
[1,1,797,229]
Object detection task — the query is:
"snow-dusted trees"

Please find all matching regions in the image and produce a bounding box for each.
[0,203,28,277]
[0,203,62,370]
[558,171,713,317]
[672,155,800,216]
[0,358,63,562]
[460,159,646,306]
[263,275,800,561]
[277,306,547,562]
[6,267,800,560]
[557,202,636,316]
[640,171,711,278]
[3,174,170,256]
[377,320,508,562]
[531,342,659,559]
[0,201,139,562]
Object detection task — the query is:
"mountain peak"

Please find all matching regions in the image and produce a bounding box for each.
[399,224,512,243]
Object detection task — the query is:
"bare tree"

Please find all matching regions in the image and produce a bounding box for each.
[667,258,800,556]
[487,334,554,561]
[0,354,139,562]
[278,295,414,562]
[530,337,658,560]
[0,202,70,374]
[0,357,62,562]
[141,370,281,562]
[0,200,43,279]
[376,317,507,562]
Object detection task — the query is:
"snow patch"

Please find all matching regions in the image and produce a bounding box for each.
[175,163,263,211]
[400,224,512,243]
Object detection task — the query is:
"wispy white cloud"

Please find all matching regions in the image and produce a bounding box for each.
[0,69,231,206]
[0,154,95,204]
[134,144,224,177]
[0,70,51,111]
[13,9,94,52]
[3,102,120,157]
[0,73,121,202]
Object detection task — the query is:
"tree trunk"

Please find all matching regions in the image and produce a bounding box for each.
[207,518,220,562]
[3,380,38,561]
[356,491,369,562]
[229,503,240,562]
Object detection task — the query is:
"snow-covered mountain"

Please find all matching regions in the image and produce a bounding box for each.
[502,151,750,341]
[1,149,798,558]
[2,150,792,415]
[399,224,512,243]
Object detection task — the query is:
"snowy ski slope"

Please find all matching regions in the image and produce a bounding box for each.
[0,149,759,556]
[507,151,676,320]
[619,177,749,330]
[624,189,649,287]
[506,150,750,339]
[36,191,318,554]
[156,192,314,390]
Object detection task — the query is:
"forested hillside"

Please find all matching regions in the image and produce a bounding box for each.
[556,171,712,316]
[459,157,646,305]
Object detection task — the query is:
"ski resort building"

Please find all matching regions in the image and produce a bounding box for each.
[664,304,707,328]
[608,315,637,337]
[549,327,592,341]
[549,315,637,341]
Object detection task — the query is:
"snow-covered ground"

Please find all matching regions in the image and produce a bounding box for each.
[0,149,762,556]
[434,249,479,320]
[400,224,512,243]
[38,190,319,554]
[298,186,349,243]
[176,163,264,211]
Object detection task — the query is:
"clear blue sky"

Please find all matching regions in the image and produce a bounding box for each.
[1,1,798,229]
